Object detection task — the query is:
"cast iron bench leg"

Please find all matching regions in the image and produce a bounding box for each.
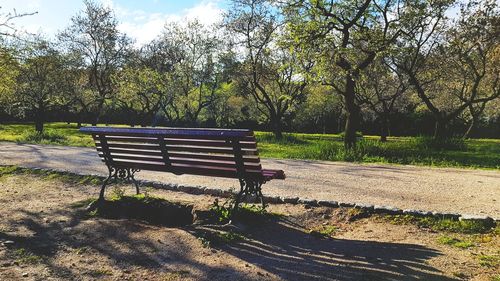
[98,166,141,201]
[233,178,265,211]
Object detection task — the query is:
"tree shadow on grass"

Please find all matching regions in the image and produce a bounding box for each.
[187,218,457,281]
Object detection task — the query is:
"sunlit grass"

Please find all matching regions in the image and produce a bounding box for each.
[1,122,499,169]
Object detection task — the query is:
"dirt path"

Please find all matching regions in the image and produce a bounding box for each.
[1,173,498,280]
[0,142,499,218]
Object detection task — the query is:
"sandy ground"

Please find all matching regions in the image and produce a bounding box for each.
[0,142,499,218]
[0,173,498,281]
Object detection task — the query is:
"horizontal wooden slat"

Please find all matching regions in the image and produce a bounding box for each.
[94,137,257,149]
[96,148,261,163]
[97,147,163,157]
[110,160,265,179]
[93,136,160,144]
[98,153,262,170]
[163,145,258,155]
[83,126,253,140]
[97,143,161,151]
[97,142,258,155]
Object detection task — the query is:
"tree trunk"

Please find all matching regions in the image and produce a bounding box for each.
[343,77,360,149]
[380,115,389,142]
[433,117,448,139]
[35,108,44,133]
[463,118,474,139]
[35,119,44,133]
[271,117,283,139]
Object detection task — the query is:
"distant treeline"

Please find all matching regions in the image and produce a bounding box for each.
[1,0,499,145]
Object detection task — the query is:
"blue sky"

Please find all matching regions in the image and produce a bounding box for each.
[1,0,227,45]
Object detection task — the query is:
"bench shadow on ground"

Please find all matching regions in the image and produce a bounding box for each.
[188,218,456,281]
[1,204,457,281]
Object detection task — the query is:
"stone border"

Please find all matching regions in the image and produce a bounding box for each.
[10,166,500,224]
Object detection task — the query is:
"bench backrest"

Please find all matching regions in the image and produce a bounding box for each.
[80,126,265,180]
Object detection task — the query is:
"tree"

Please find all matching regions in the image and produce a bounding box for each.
[59,0,130,125]
[159,21,222,125]
[283,0,442,147]
[226,0,310,138]
[115,66,168,126]
[394,0,499,138]
[14,37,64,132]
[359,59,410,141]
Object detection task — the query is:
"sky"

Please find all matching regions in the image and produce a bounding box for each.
[1,0,227,46]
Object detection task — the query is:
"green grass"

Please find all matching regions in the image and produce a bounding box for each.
[437,235,474,249]
[14,248,43,264]
[308,225,338,238]
[1,122,499,169]
[478,254,500,268]
[0,165,103,185]
[385,214,496,234]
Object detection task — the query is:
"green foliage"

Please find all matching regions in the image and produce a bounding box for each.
[18,129,68,144]
[209,199,276,224]
[210,199,232,223]
[437,236,474,249]
[386,214,496,234]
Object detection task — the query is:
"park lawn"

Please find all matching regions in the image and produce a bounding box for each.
[0,122,499,169]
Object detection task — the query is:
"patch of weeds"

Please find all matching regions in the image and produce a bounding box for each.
[437,235,474,249]
[194,230,245,248]
[491,274,500,281]
[347,208,370,221]
[309,225,338,238]
[88,268,113,277]
[210,199,232,223]
[14,248,43,264]
[478,254,500,268]
[0,165,21,177]
[110,186,126,199]
[384,214,495,234]
[217,231,245,242]
[163,270,190,280]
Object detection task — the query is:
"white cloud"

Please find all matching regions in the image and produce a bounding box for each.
[111,0,224,47]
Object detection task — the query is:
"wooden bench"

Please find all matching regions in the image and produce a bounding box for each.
[80,126,285,208]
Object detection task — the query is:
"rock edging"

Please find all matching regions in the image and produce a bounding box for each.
[17,166,500,224]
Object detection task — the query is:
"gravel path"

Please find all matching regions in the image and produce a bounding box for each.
[1,142,499,218]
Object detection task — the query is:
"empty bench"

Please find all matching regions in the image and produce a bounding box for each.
[80,126,285,207]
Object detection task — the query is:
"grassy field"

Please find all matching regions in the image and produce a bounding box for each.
[1,122,499,169]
